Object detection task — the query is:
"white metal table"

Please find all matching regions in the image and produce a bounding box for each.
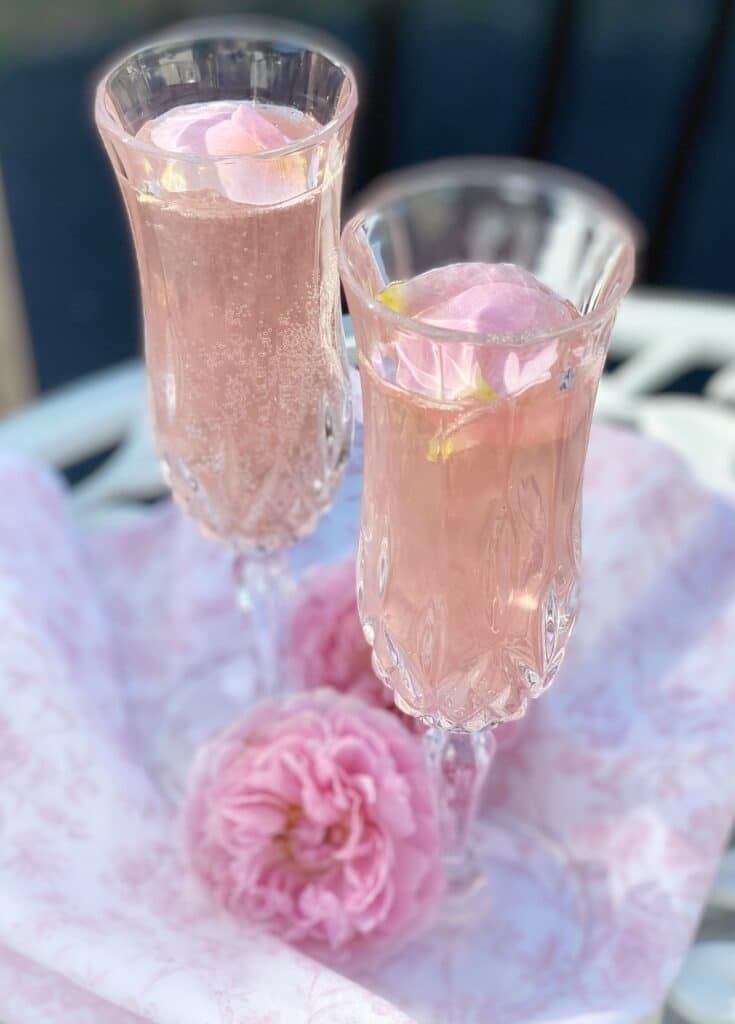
[1,287,734,1023]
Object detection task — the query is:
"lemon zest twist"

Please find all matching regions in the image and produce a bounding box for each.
[456,370,497,402]
[160,162,188,193]
[426,435,455,463]
[377,281,406,314]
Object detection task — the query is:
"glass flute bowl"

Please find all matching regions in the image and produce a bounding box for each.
[95,17,358,794]
[340,157,637,901]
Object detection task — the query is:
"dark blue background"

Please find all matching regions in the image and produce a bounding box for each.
[1,0,732,393]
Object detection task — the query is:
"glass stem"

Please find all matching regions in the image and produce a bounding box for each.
[233,550,293,698]
[424,727,496,892]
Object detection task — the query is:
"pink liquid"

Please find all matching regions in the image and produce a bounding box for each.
[124,101,351,551]
[357,266,599,730]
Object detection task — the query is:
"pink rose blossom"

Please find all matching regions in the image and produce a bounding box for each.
[287,558,528,748]
[287,559,394,712]
[184,690,444,962]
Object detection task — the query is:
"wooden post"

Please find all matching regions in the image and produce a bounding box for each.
[0,165,36,414]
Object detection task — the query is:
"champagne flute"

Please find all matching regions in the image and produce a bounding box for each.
[95,18,357,791]
[340,158,636,903]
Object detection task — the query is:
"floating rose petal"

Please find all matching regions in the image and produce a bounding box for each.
[379,262,579,400]
[143,99,314,205]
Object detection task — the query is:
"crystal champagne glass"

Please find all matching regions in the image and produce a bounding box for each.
[340,158,636,899]
[95,18,357,788]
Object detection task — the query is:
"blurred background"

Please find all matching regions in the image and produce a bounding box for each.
[1,0,733,415]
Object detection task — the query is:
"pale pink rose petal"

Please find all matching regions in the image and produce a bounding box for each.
[230,102,292,150]
[205,103,291,156]
[146,100,309,204]
[390,262,577,399]
[149,100,233,152]
[502,343,559,395]
[396,263,534,320]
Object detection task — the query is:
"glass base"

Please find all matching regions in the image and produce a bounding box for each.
[144,649,264,805]
[362,809,585,1019]
[141,550,295,804]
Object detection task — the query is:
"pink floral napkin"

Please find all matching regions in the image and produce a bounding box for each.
[1,422,735,1024]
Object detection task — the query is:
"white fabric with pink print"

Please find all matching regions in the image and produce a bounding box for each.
[0,417,734,1023]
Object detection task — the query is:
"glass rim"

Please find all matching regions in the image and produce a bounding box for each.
[94,15,359,165]
[339,157,641,349]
